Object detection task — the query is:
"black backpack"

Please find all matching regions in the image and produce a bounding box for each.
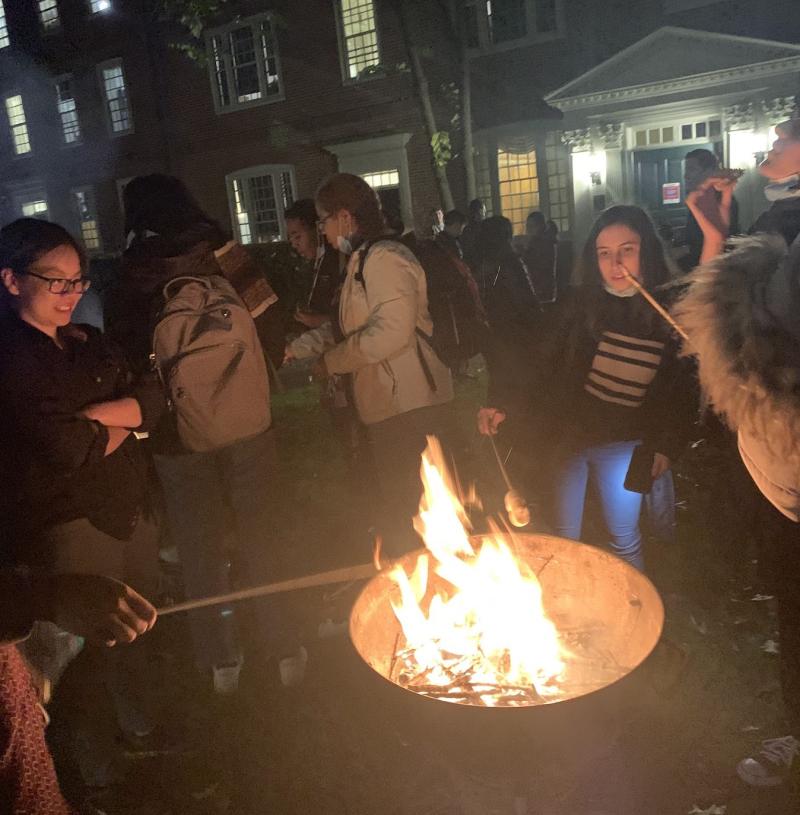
[356,237,484,371]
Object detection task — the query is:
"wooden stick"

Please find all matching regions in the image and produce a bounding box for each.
[156,561,379,617]
[488,434,513,491]
[620,269,690,342]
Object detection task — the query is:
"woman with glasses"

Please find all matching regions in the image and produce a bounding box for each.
[0,217,164,785]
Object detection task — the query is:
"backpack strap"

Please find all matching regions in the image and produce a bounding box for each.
[161,275,213,301]
[355,238,437,393]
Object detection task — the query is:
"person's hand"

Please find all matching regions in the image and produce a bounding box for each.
[294,308,328,330]
[283,345,296,366]
[33,574,157,647]
[310,356,329,381]
[686,175,738,262]
[651,452,671,480]
[477,407,506,436]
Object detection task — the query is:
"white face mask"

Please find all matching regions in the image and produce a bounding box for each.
[336,234,353,255]
[604,283,639,298]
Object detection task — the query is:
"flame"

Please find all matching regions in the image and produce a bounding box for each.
[389,437,565,705]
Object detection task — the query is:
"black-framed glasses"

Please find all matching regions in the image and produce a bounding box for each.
[22,271,91,294]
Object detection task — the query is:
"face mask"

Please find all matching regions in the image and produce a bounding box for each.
[336,235,353,255]
[604,283,638,298]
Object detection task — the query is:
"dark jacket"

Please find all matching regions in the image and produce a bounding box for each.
[492,288,698,462]
[682,195,741,272]
[750,197,800,248]
[0,314,163,555]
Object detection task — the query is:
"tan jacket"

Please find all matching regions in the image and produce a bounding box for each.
[289,241,453,425]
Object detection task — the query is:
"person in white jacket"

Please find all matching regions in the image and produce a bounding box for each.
[287,173,454,558]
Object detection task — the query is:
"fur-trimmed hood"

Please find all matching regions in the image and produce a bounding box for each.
[673,235,800,463]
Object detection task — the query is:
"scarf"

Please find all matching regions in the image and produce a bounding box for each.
[764,175,800,202]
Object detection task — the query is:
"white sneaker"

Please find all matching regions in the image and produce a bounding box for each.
[279,646,308,688]
[212,660,243,696]
[737,735,799,787]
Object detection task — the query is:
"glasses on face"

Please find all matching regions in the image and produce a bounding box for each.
[22,270,92,294]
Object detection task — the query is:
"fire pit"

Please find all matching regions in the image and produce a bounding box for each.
[348,438,664,789]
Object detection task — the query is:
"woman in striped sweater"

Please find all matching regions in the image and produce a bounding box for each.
[480,206,696,570]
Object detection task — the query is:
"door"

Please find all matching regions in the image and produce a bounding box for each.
[633,143,717,234]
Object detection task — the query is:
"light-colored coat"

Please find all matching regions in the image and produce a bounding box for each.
[673,235,800,521]
[289,241,453,425]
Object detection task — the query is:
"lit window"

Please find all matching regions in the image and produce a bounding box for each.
[497,148,539,234]
[467,0,561,50]
[73,188,101,252]
[208,14,283,113]
[226,165,296,244]
[99,60,132,134]
[336,0,381,80]
[56,78,81,144]
[90,0,111,12]
[38,0,60,30]
[22,199,48,217]
[362,170,400,189]
[0,2,8,49]
[5,95,31,155]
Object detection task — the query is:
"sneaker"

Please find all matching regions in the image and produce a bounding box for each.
[737,735,799,787]
[212,659,243,696]
[279,646,308,688]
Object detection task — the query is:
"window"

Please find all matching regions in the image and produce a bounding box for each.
[90,0,111,11]
[633,118,723,148]
[467,0,562,51]
[497,148,539,234]
[38,0,60,30]
[544,132,570,233]
[72,188,101,252]
[5,95,31,155]
[335,0,381,81]
[56,77,81,144]
[362,169,399,189]
[208,14,283,113]
[0,2,8,49]
[99,59,132,135]
[11,185,49,219]
[226,165,295,244]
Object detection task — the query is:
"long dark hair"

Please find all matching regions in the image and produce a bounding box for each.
[478,215,514,265]
[123,174,218,240]
[315,173,384,241]
[577,205,672,336]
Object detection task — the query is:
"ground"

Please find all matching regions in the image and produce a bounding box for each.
[50,370,798,815]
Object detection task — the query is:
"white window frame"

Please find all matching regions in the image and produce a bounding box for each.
[5,94,32,156]
[38,0,61,32]
[97,58,134,137]
[72,186,102,254]
[55,75,82,146]
[225,164,296,245]
[206,13,284,115]
[333,0,383,83]
[0,2,9,49]
[468,0,564,54]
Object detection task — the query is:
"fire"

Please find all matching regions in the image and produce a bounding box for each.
[389,437,565,706]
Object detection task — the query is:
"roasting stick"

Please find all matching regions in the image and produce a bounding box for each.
[156,561,379,617]
[488,434,530,528]
[620,268,690,342]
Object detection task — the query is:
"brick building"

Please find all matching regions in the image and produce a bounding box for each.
[0,0,799,259]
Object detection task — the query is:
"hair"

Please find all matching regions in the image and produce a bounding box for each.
[526,211,546,232]
[0,218,85,277]
[468,198,485,218]
[284,199,318,230]
[444,209,466,228]
[478,215,514,263]
[123,174,216,240]
[577,205,672,336]
[315,173,384,240]
[776,119,800,141]
[546,219,559,237]
[685,148,719,171]
[383,207,405,236]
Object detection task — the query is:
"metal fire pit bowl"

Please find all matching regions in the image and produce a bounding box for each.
[349,534,664,781]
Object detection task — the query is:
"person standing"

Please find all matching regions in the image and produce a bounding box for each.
[287,173,454,558]
[436,209,467,260]
[520,211,559,304]
[460,198,486,272]
[107,174,303,694]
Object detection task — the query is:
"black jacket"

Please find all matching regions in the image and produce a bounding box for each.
[751,197,800,248]
[0,313,164,556]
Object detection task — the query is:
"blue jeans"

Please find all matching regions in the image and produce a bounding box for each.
[554,440,645,571]
[154,429,296,670]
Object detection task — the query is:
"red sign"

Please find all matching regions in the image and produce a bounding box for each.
[662,182,681,204]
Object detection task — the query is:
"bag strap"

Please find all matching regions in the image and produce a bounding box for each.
[161,275,213,301]
[355,238,437,393]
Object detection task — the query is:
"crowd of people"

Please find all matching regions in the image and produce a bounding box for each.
[3,117,800,811]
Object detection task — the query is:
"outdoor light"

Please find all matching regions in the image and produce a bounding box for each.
[587,152,606,186]
[96,0,111,11]
[729,127,776,169]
